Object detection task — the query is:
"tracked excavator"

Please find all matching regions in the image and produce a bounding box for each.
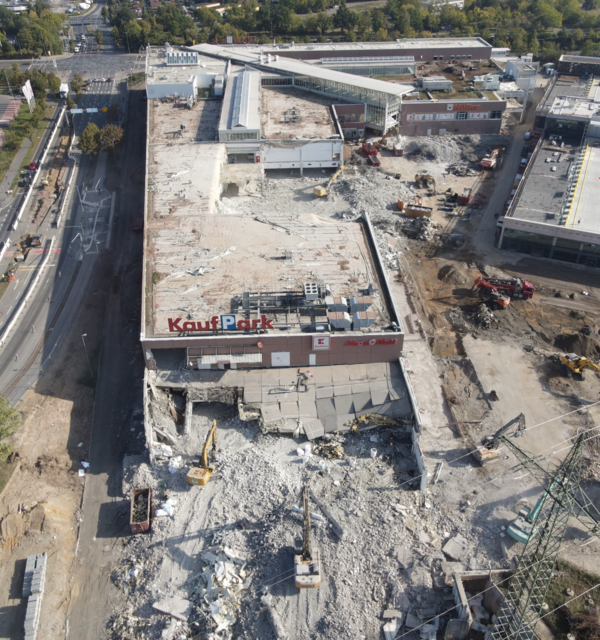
[186,420,217,485]
[294,484,321,588]
[414,173,436,194]
[471,413,526,465]
[472,276,511,309]
[560,353,600,380]
[374,127,399,150]
[313,165,347,197]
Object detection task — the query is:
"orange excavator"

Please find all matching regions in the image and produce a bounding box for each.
[472,276,510,308]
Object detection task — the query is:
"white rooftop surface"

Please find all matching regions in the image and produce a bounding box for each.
[191,44,414,97]
[203,37,491,53]
[549,96,600,120]
[565,144,600,234]
[219,67,261,132]
[146,49,226,85]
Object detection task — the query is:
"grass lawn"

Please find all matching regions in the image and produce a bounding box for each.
[544,559,600,638]
[0,102,55,190]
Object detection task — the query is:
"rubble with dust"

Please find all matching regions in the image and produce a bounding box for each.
[472,303,496,329]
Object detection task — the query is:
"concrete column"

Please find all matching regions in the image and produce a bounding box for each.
[183,393,193,435]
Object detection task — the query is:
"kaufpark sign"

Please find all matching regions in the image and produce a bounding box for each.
[168,314,274,333]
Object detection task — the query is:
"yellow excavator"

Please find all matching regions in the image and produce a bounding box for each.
[415,173,437,194]
[471,413,525,465]
[313,165,347,197]
[186,420,217,486]
[561,353,600,381]
[374,126,398,150]
[294,484,321,588]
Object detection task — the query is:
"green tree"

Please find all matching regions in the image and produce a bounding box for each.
[66,95,75,110]
[0,395,20,462]
[46,71,61,95]
[100,123,124,153]
[78,122,101,155]
[583,0,600,9]
[333,0,358,34]
[71,73,84,94]
[375,27,388,40]
[101,6,108,21]
[315,11,332,34]
[195,6,219,29]
[95,29,103,45]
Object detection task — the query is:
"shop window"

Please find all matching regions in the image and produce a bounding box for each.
[455,112,468,120]
[490,111,503,119]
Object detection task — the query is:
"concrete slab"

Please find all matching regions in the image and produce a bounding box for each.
[299,386,316,401]
[280,402,299,418]
[333,395,355,415]
[244,387,262,403]
[313,367,332,384]
[371,389,390,405]
[369,380,389,392]
[388,387,401,401]
[303,418,325,440]
[349,364,368,380]
[390,399,410,418]
[321,415,338,433]
[298,400,318,417]
[316,386,334,399]
[332,367,350,383]
[442,533,469,562]
[351,382,370,394]
[152,595,193,621]
[352,392,372,412]
[333,384,352,397]
[316,397,336,417]
[261,404,282,424]
[336,414,355,432]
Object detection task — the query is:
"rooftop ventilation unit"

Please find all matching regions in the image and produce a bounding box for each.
[304,283,319,301]
[353,311,376,329]
[328,311,351,330]
[325,296,347,312]
[349,296,372,313]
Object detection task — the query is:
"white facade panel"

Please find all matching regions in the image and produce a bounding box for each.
[147,81,196,99]
[262,140,343,169]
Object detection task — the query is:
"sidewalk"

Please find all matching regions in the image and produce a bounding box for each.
[0,138,30,211]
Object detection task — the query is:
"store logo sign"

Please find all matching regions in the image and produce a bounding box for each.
[168,315,274,333]
[344,338,398,347]
[312,335,330,350]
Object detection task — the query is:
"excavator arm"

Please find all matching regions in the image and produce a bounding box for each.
[499,434,600,535]
[200,420,217,468]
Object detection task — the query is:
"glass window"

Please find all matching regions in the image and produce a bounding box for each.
[455,112,468,120]
[490,111,503,119]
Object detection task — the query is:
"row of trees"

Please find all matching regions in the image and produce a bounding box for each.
[101,0,600,60]
[0,3,65,58]
[78,121,124,155]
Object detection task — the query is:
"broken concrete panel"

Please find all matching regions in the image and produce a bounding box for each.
[313,367,332,385]
[321,415,338,433]
[348,364,368,380]
[315,397,336,417]
[152,595,193,621]
[369,380,388,393]
[442,533,469,562]
[383,617,402,640]
[390,399,411,418]
[393,546,414,569]
[261,404,282,424]
[335,414,355,432]
[332,367,351,383]
[404,613,421,628]
[388,387,401,401]
[383,609,403,619]
[303,419,325,441]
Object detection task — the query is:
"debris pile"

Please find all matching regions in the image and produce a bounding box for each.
[472,303,496,329]
[397,216,440,241]
[313,439,345,460]
[447,162,478,177]
[132,491,149,523]
[107,607,152,640]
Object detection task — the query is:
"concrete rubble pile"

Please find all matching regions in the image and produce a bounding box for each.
[472,303,496,329]
[447,162,478,177]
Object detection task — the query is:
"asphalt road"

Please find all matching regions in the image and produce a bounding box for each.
[66,85,146,640]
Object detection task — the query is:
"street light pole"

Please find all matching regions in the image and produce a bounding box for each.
[81,333,93,378]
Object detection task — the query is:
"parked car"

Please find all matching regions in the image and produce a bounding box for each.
[28,161,38,171]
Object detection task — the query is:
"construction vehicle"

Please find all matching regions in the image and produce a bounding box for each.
[361,141,378,156]
[367,154,381,167]
[294,484,321,589]
[373,127,398,151]
[414,173,436,194]
[472,276,534,300]
[480,148,499,170]
[507,482,557,544]
[470,413,525,465]
[186,420,217,486]
[1,272,15,283]
[397,198,433,218]
[313,165,347,197]
[471,277,511,309]
[560,353,600,380]
[30,234,42,248]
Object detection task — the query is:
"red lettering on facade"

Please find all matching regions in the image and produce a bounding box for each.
[344,338,398,346]
[168,317,183,332]
[261,315,274,329]
[454,104,480,111]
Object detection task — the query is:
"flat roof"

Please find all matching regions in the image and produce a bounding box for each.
[537,75,593,113]
[219,67,261,132]
[191,44,414,97]
[510,137,579,227]
[560,55,600,64]
[564,144,600,234]
[549,95,600,121]
[261,86,337,140]
[226,38,491,54]
[146,48,226,85]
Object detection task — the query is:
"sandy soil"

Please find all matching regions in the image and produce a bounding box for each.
[0,258,108,640]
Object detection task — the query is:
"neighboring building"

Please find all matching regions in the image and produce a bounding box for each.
[499,76,600,269]
[558,54,600,77]
[218,68,261,143]
[505,58,538,92]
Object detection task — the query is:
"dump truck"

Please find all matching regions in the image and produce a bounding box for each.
[130,488,152,534]
[367,154,381,167]
[361,141,378,156]
[473,276,535,300]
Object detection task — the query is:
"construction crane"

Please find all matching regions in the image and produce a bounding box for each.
[186,420,217,486]
[471,276,511,309]
[490,433,599,639]
[470,413,526,465]
[294,484,321,588]
[560,353,600,380]
[313,165,347,197]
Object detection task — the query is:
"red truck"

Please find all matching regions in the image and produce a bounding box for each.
[473,276,535,299]
[362,141,378,156]
[367,154,381,167]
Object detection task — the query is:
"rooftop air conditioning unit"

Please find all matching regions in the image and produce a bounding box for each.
[304,283,319,301]
[325,296,347,312]
[328,311,351,330]
[349,296,372,314]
